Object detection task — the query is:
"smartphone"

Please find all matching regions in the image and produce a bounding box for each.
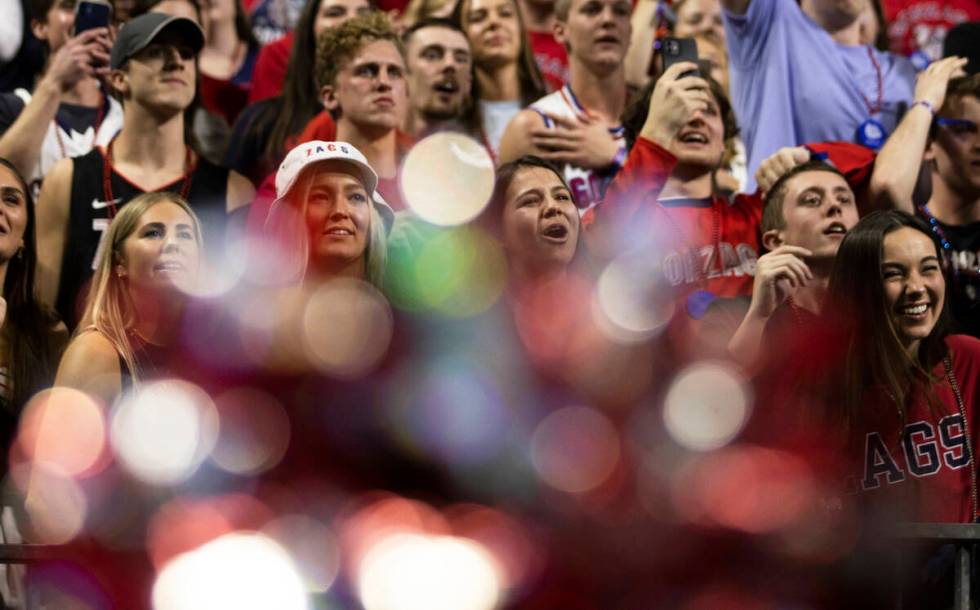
[662,37,700,78]
[74,0,112,35]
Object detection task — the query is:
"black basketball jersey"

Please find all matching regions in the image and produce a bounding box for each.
[59,146,230,329]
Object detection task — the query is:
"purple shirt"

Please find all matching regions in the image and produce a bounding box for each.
[723,0,916,191]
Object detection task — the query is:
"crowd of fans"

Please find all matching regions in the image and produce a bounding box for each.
[0,0,977,606]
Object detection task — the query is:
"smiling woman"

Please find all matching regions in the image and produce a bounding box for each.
[816,210,980,523]
[265,140,394,287]
[0,159,67,458]
[54,192,203,404]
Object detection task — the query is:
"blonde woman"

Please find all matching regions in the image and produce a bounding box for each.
[263,140,394,288]
[55,192,203,403]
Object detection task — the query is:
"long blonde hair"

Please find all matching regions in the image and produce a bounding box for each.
[79,192,204,384]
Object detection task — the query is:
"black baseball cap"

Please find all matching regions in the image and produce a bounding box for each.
[110,13,204,70]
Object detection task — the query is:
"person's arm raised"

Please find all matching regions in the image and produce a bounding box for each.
[35,158,73,310]
[869,56,968,213]
[639,62,713,148]
[720,0,750,16]
[623,0,660,88]
[0,28,110,177]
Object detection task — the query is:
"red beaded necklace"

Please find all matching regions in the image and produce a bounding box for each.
[861,47,884,116]
[101,137,195,219]
[786,295,809,327]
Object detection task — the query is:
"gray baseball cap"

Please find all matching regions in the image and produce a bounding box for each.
[110,13,204,70]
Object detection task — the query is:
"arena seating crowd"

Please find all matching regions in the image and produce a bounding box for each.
[0,0,977,606]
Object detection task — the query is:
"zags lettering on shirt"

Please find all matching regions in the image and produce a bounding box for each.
[861,415,969,491]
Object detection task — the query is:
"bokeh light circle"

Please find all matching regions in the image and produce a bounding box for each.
[413,228,507,317]
[663,362,752,451]
[14,463,88,544]
[401,132,495,226]
[15,388,107,477]
[210,387,291,476]
[152,532,309,610]
[530,406,621,493]
[594,249,675,343]
[358,534,501,610]
[302,278,394,378]
[111,380,219,485]
[263,514,341,592]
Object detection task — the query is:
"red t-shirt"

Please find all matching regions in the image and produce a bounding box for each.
[248,33,292,104]
[851,334,980,523]
[595,138,878,319]
[597,137,762,302]
[882,0,980,59]
[528,30,570,93]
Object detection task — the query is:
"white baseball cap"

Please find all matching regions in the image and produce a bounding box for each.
[273,140,394,233]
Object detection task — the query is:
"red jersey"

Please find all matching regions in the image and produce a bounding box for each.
[528,30,570,92]
[596,137,878,319]
[882,0,980,59]
[597,137,762,303]
[851,334,980,523]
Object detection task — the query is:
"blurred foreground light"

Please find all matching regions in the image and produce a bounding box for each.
[413,228,507,318]
[13,464,87,544]
[530,406,620,493]
[210,387,290,476]
[671,445,816,533]
[16,388,107,477]
[593,249,674,343]
[448,505,539,592]
[111,380,219,486]
[512,274,592,366]
[302,279,393,378]
[397,359,511,466]
[663,362,752,451]
[342,495,449,569]
[401,133,494,226]
[358,534,501,610]
[147,494,275,570]
[181,247,246,299]
[153,532,309,610]
[263,515,341,592]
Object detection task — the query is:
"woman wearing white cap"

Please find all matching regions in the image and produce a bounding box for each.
[263,140,394,287]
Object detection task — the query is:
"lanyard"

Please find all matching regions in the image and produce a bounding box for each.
[101,137,195,219]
